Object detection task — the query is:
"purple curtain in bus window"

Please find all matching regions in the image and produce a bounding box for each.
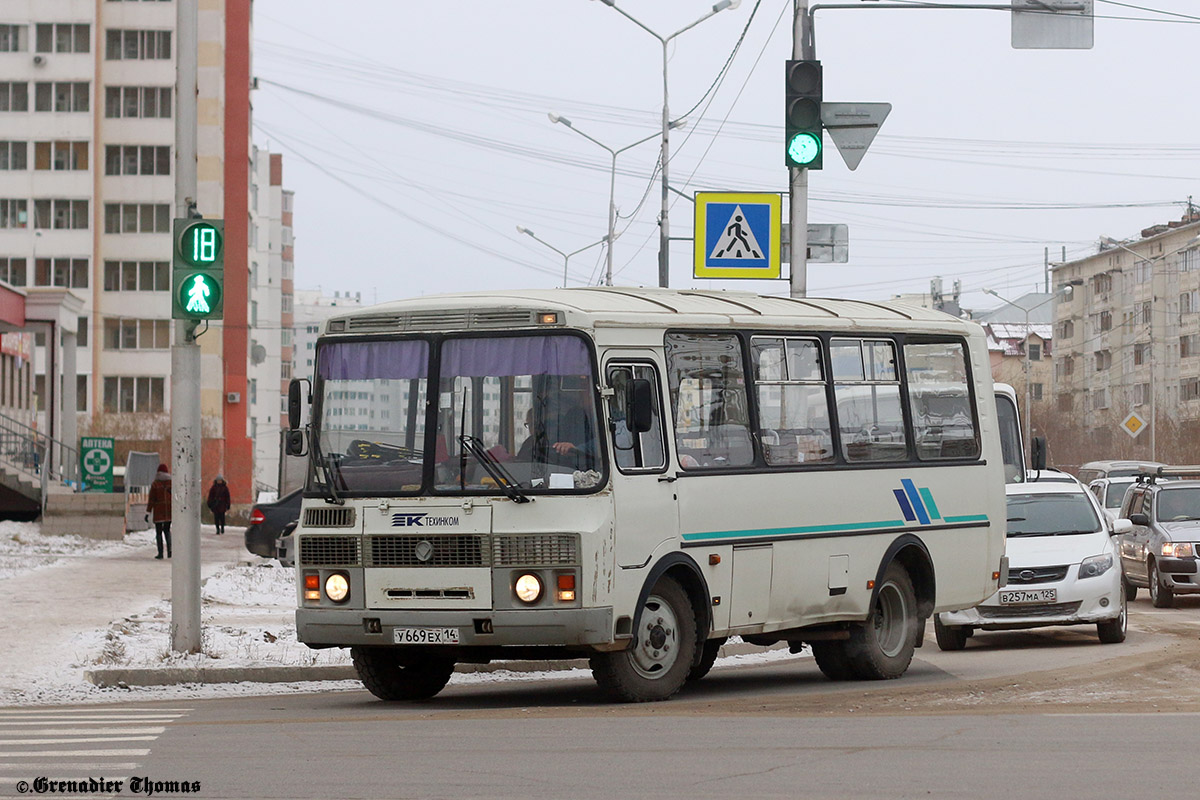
[441,335,590,378]
[318,340,429,380]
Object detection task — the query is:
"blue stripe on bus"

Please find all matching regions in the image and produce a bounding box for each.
[918,487,942,521]
[893,489,916,521]
[901,478,931,525]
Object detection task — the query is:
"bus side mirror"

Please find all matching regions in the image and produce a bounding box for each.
[1030,436,1047,472]
[628,378,653,434]
[285,429,306,457]
[288,378,307,430]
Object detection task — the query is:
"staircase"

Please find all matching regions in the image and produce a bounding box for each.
[0,411,82,514]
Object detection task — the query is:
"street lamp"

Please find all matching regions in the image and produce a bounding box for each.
[591,0,741,288]
[516,226,608,288]
[984,282,1081,463]
[548,112,684,287]
[1099,232,1200,460]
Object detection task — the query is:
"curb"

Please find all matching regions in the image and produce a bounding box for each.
[84,641,787,688]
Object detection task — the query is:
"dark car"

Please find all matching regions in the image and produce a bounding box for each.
[245,488,302,560]
[1115,472,1200,607]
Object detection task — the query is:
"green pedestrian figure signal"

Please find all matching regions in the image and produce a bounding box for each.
[172,218,225,320]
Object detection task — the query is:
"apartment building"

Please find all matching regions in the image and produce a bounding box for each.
[1051,212,1200,459]
[0,0,278,509]
[292,289,362,384]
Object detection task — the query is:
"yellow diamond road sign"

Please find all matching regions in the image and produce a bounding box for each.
[1121,411,1147,439]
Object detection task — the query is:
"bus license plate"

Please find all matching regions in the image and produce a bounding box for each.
[998,588,1057,605]
[393,627,460,645]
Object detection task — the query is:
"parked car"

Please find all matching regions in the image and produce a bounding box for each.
[935,480,1131,649]
[276,521,296,568]
[1077,460,1164,485]
[1026,468,1083,486]
[1115,471,1200,607]
[1088,477,1136,527]
[244,488,302,560]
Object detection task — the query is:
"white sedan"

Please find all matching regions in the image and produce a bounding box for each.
[935,481,1132,649]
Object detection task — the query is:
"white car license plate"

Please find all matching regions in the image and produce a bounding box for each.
[998,588,1057,605]
[393,627,460,645]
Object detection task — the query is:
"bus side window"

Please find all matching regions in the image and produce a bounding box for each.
[607,363,666,472]
[665,333,754,470]
[750,336,833,466]
[831,338,907,463]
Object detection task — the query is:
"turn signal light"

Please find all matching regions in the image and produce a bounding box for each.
[557,573,576,602]
[538,312,559,325]
[304,573,320,590]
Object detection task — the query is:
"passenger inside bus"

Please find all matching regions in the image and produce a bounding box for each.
[524,376,598,472]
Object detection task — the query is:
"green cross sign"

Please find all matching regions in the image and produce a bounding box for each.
[80,437,114,493]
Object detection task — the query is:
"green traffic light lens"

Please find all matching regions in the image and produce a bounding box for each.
[787,132,821,166]
[177,272,222,318]
[178,222,223,267]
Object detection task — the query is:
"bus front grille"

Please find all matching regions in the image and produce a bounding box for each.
[367,534,490,567]
[299,535,360,566]
[493,534,579,566]
[304,507,356,528]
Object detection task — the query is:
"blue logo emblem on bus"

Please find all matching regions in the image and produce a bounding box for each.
[893,479,942,525]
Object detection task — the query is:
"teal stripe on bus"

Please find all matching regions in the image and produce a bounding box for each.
[682,514,991,543]
[918,487,942,520]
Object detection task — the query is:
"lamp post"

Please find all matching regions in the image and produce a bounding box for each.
[548,113,683,287]
[591,0,741,288]
[516,226,608,288]
[984,283,1080,463]
[1099,232,1200,461]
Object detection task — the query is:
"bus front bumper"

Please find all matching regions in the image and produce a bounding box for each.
[296,606,615,648]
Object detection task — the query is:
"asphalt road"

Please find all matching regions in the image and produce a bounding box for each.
[5,598,1200,799]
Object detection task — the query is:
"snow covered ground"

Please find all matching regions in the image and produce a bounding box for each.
[0,521,804,707]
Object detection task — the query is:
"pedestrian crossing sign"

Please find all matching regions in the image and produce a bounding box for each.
[694,192,782,279]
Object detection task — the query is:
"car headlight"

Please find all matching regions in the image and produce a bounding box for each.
[1162,542,1195,558]
[514,573,542,604]
[1078,553,1113,579]
[324,572,350,603]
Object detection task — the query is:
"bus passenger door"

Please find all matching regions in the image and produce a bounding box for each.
[605,358,679,569]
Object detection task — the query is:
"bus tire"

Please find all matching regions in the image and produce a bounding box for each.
[810,641,856,681]
[687,637,727,682]
[844,561,918,680]
[590,576,697,702]
[351,647,455,701]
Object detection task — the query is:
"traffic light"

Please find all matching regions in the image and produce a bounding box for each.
[785,59,822,170]
[171,218,224,320]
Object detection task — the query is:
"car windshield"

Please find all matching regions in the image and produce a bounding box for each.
[1006,492,1102,537]
[1104,481,1133,509]
[1155,487,1200,522]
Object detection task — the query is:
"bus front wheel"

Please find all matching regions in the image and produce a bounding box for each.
[351,647,455,701]
[844,562,918,680]
[591,576,698,702]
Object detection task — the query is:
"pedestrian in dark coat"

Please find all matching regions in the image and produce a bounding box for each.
[207,475,231,534]
[147,463,172,559]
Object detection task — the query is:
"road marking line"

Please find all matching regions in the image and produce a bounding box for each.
[0,763,141,772]
[0,709,188,717]
[1048,712,1200,717]
[0,718,180,726]
[0,728,165,736]
[0,736,158,746]
[0,749,151,758]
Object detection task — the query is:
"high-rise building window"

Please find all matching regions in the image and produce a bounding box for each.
[33,258,88,288]
[103,203,169,234]
[103,318,170,350]
[0,142,26,170]
[104,145,170,176]
[77,375,87,412]
[102,376,165,413]
[0,199,28,229]
[104,29,171,60]
[0,24,28,52]
[34,82,89,113]
[104,86,172,119]
[0,257,26,286]
[77,316,89,349]
[0,83,29,112]
[34,199,88,230]
[35,23,89,54]
[34,141,88,171]
[103,260,169,291]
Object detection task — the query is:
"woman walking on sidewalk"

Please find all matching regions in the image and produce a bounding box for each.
[207,475,231,534]
[147,463,172,559]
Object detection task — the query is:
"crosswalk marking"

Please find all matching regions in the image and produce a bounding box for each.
[0,718,180,726]
[0,727,166,736]
[0,763,141,772]
[0,736,158,746]
[0,708,191,716]
[0,749,151,758]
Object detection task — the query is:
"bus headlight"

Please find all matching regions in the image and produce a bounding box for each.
[514,573,543,604]
[324,572,350,603]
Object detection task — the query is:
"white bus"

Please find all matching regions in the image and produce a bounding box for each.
[287,288,1008,702]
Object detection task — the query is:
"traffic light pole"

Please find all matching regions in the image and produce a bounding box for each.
[789,0,812,299]
[171,0,201,654]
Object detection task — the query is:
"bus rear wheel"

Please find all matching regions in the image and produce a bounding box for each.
[591,576,697,702]
[351,647,455,701]
[844,562,918,680]
[810,641,857,681]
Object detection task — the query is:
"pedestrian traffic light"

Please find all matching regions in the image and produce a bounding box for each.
[785,59,822,170]
[171,218,224,320]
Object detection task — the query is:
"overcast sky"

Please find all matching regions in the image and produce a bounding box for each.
[251,0,1200,312]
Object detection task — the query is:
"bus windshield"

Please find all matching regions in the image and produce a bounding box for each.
[313,333,604,495]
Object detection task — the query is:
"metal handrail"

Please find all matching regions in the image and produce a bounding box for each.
[0,410,80,491]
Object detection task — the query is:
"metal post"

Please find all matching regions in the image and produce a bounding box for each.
[789,0,812,299]
[658,39,670,288]
[1024,306,1032,454]
[171,0,201,654]
[606,151,617,286]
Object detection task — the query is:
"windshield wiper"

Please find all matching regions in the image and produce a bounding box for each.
[458,434,531,504]
[308,429,344,506]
